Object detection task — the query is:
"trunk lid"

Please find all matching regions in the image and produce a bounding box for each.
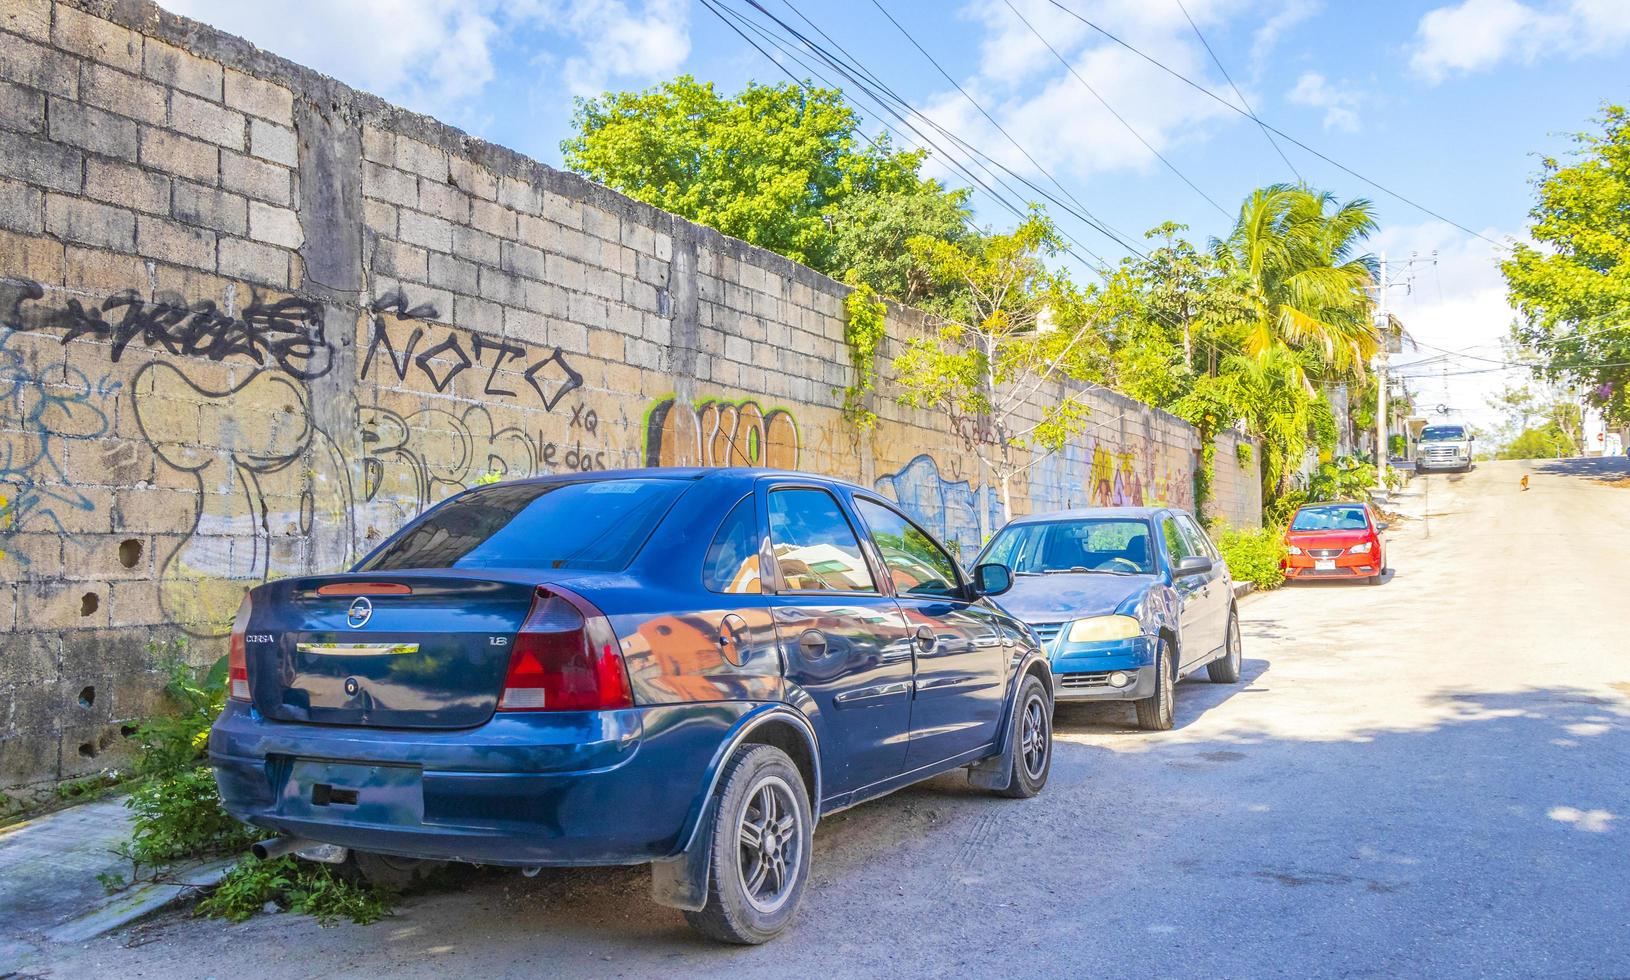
[247,572,544,729]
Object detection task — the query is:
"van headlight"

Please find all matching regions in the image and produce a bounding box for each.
[1067,616,1143,642]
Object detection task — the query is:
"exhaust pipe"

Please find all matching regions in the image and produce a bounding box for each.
[251,836,304,861]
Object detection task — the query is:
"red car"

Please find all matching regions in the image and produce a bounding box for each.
[1281,501,1388,585]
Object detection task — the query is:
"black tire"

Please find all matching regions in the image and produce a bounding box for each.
[1207,608,1242,683]
[683,744,813,945]
[1368,569,1385,586]
[995,673,1052,799]
[1135,639,1176,731]
[351,851,445,891]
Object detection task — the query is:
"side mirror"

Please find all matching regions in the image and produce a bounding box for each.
[1376,522,1390,532]
[972,563,1013,597]
[1175,555,1213,577]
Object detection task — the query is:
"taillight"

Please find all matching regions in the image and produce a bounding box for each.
[227,593,253,701]
[498,587,633,712]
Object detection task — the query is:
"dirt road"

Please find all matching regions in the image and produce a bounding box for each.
[39,458,1630,978]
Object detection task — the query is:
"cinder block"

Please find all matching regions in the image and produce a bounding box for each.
[223,69,293,125]
[173,180,247,235]
[47,97,139,161]
[64,244,143,294]
[0,0,50,41]
[0,227,64,283]
[360,124,393,164]
[500,240,546,280]
[217,236,288,286]
[136,215,215,268]
[497,176,540,215]
[247,200,302,249]
[392,136,447,181]
[427,251,478,294]
[0,78,43,133]
[169,91,246,150]
[142,37,222,100]
[140,128,219,185]
[448,156,496,201]
[248,118,296,167]
[84,158,169,215]
[362,199,396,237]
[220,151,290,205]
[0,128,82,192]
[0,34,77,98]
[363,161,416,208]
[398,209,453,252]
[469,199,516,238]
[78,61,166,126]
[453,293,501,333]
[452,225,499,267]
[372,238,427,282]
[53,5,140,72]
[45,194,135,251]
[417,179,468,222]
[0,175,41,232]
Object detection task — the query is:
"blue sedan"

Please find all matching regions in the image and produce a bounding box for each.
[210,469,1052,943]
[976,507,1242,730]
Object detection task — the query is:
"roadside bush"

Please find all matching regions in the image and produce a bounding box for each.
[1213,523,1286,591]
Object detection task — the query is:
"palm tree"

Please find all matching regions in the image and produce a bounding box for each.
[1212,185,1380,381]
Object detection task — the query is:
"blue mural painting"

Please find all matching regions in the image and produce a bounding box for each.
[874,453,1001,559]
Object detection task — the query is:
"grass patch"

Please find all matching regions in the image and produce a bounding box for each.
[197,857,391,926]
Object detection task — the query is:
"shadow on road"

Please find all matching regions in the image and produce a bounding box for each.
[1534,456,1630,485]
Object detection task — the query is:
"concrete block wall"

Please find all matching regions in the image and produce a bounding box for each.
[0,0,1260,793]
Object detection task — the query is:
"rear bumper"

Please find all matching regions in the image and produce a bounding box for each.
[1050,636,1157,701]
[209,700,753,867]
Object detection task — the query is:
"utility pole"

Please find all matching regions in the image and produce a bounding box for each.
[1375,253,1390,495]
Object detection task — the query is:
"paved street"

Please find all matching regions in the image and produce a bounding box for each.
[38,458,1630,979]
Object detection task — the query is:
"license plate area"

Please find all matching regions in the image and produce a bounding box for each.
[1315,559,1336,571]
[277,759,424,825]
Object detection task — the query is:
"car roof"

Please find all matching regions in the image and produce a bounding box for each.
[496,466,873,494]
[1295,500,1370,510]
[1002,506,1172,527]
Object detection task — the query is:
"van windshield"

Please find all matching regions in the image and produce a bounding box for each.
[361,479,687,572]
[1421,425,1466,442]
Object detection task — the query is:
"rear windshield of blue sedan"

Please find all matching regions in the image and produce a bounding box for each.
[1291,505,1369,531]
[361,478,688,572]
[982,518,1156,575]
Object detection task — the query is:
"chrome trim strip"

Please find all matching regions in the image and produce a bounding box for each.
[296,642,420,656]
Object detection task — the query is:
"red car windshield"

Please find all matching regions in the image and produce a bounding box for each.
[1290,505,1369,532]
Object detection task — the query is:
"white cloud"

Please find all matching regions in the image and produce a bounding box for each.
[1251,0,1320,68]
[163,0,690,123]
[1287,71,1360,132]
[916,0,1290,191]
[1410,0,1630,83]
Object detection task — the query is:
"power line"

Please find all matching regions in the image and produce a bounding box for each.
[998,0,1230,219]
[1042,0,1510,251]
[1172,0,1302,183]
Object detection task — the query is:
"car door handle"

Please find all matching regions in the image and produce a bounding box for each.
[797,629,827,658]
[914,624,937,653]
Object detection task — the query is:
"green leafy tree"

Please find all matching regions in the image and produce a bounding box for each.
[892,211,1107,531]
[562,76,963,285]
[829,185,973,308]
[1502,105,1630,424]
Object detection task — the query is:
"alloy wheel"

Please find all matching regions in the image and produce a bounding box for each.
[736,775,803,914]
[1020,692,1050,780]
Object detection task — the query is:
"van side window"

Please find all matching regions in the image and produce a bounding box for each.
[703,496,762,594]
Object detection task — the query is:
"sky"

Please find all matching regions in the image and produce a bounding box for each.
[165,0,1630,436]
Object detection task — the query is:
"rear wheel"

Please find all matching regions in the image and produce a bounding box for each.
[1207,608,1242,683]
[994,673,1052,799]
[684,744,812,945]
[1135,640,1176,731]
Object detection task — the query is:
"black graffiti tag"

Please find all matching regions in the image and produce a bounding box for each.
[3,282,332,380]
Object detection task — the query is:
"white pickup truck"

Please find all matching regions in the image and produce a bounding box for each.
[1417,423,1474,473]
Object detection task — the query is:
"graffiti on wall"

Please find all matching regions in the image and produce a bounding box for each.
[4,280,333,379]
[361,289,582,409]
[133,360,355,634]
[645,396,800,469]
[874,454,1000,558]
[1030,438,1193,513]
[0,332,121,566]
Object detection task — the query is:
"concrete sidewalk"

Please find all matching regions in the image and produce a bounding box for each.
[0,797,135,964]
[0,796,233,968]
